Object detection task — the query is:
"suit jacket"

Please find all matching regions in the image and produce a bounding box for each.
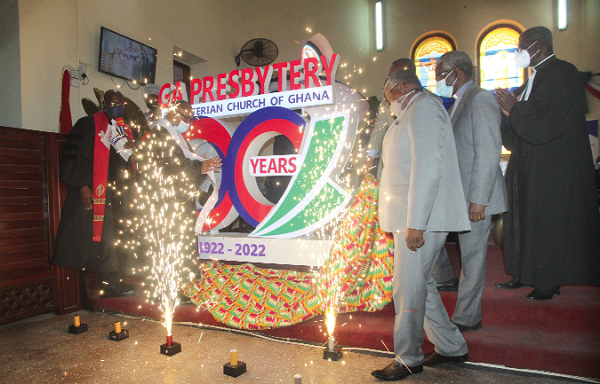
[450,82,507,216]
[379,91,470,233]
[370,90,439,158]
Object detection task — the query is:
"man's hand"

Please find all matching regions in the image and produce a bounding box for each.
[362,156,375,174]
[80,186,93,210]
[405,228,424,252]
[468,203,486,222]
[201,154,222,174]
[123,140,135,150]
[494,88,518,116]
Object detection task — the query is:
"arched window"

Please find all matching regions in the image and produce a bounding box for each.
[302,41,321,62]
[302,33,333,69]
[411,33,456,93]
[477,24,524,91]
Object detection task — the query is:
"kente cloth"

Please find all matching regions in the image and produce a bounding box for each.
[92,112,134,242]
[183,173,394,330]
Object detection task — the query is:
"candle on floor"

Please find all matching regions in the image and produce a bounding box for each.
[328,335,336,352]
[74,316,80,327]
[230,349,238,366]
[114,321,121,333]
[166,334,173,347]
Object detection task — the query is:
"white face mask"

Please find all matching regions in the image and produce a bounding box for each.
[389,89,416,117]
[514,41,539,68]
[174,120,190,133]
[389,99,401,117]
[436,70,457,98]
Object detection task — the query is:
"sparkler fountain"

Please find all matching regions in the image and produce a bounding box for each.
[318,215,348,362]
[128,123,200,356]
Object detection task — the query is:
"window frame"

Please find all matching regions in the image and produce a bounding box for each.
[476,23,526,88]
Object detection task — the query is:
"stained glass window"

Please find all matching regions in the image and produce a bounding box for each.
[412,35,455,93]
[478,26,524,90]
[302,41,321,67]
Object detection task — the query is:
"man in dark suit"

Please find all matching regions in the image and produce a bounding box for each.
[495,26,600,300]
[431,51,507,332]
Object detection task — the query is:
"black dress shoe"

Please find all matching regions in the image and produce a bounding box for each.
[495,277,523,289]
[423,352,468,366]
[452,320,482,333]
[371,361,423,381]
[437,278,459,292]
[526,286,560,301]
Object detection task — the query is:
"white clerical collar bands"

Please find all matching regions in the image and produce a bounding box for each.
[533,54,556,71]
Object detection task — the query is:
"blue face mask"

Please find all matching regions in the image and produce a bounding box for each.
[106,106,125,119]
[436,70,457,98]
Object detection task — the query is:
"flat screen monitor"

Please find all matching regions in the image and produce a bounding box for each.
[98,27,157,85]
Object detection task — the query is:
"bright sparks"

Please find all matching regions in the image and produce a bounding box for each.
[125,128,200,340]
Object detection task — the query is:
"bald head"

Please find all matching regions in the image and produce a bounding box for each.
[520,26,553,52]
[166,99,194,127]
[389,58,416,75]
[104,89,124,105]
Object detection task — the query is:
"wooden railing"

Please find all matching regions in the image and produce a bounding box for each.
[0,126,78,324]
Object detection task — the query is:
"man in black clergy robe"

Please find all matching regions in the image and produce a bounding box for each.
[53,90,137,298]
[495,26,600,300]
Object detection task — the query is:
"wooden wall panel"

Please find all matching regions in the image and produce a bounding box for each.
[0,126,75,324]
[48,134,79,314]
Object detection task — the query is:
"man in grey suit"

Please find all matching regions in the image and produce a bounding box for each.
[371,69,471,381]
[431,51,508,332]
[363,59,416,175]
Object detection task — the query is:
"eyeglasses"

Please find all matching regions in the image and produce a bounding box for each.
[516,40,538,53]
[177,113,194,124]
[383,79,400,105]
[435,69,453,82]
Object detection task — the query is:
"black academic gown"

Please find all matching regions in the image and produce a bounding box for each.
[53,115,136,273]
[501,56,600,286]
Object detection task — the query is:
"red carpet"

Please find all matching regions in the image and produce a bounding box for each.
[93,242,600,379]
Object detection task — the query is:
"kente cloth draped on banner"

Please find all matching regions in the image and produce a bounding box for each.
[183,174,394,330]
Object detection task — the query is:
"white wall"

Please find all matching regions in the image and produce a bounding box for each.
[7,0,600,132]
[18,0,78,132]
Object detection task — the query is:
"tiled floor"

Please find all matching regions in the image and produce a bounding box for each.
[1,311,593,384]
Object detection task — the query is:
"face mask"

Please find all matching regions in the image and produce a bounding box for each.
[174,120,190,133]
[514,41,539,68]
[106,106,124,119]
[389,99,401,117]
[389,89,416,117]
[436,70,457,98]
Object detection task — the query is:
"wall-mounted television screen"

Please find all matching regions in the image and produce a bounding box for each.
[98,27,157,85]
